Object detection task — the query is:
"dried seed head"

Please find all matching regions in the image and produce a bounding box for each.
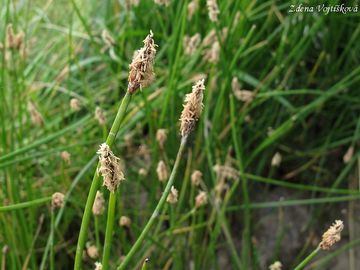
[234,11,241,26]
[119,216,132,227]
[92,191,105,216]
[2,245,9,254]
[6,24,15,48]
[207,0,220,22]
[56,65,69,82]
[101,29,115,48]
[128,31,157,94]
[191,170,203,186]
[269,261,282,270]
[70,98,81,111]
[156,160,168,182]
[319,220,344,250]
[95,106,106,125]
[87,245,99,259]
[125,0,139,8]
[195,191,208,208]
[183,33,201,55]
[271,152,282,167]
[27,101,44,126]
[156,129,168,148]
[94,262,103,270]
[232,77,255,102]
[138,168,148,176]
[203,41,220,63]
[187,0,199,20]
[343,146,354,164]
[97,143,125,192]
[167,186,178,204]
[213,164,239,179]
[52,192,65,209]
[202,30,217,47]
[61,151,71,164]
[180,79,205,137]
[154,0,170,6]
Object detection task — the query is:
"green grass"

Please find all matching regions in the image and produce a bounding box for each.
[1,0,360,269]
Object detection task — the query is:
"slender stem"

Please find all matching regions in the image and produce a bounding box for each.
[102,192,116,270]
[50,208,55,270]
[0,197,51,212]
[293,246,321,270]
[117,136,188,270]
[95,216,100,250]
[74,92,131,270]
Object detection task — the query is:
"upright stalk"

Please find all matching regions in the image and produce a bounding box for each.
[117,136,188,270]
[101,192,116,270]
[50,208,55,270]
[293,246,320,270]
[74,92,131,270]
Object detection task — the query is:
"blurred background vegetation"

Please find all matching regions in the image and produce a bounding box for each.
[0,0,360,269]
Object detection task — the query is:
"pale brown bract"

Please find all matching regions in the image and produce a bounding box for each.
[127,30,157,94]
[97,143,125,192]
[179,79,205,137]
[319,220,344,250]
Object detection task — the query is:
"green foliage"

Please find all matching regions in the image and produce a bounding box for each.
[0,0,359,269]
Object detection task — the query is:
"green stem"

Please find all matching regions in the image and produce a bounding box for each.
[0,197,51,212]
[117,136,188,270]
[95,216,100,250]
[50,208,55,270]
[293,246,321,270]
[102,192,116,270]
[74,92,131,270]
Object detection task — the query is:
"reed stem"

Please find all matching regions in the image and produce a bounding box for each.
[50,208,55,270]
[293,246,321,270]
[74,92,131,270]
[101,192,116,270]
[117,136,188,270]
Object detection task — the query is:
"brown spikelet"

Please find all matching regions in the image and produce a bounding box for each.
[52,192,65,209]
[343,146,354,164]
[119,216,132,227]
[92,191,105,216]
[95,106,106,125]
[195,191,208,208]
[125,0,139,8]
[319,220,344,250]
[183,33,201,55]
[180,79,205,137]
[156,129,167,148]
[154,0,170,6]
[232,77,255,102]
[101,29,115,48]
[202,30,216,47]
[203,41,220,63]
[191,170,202,186]
[268,261,282,270]
[27,101,44,126]
[156,160,168,182]
[6,24,15,48]
[187,0,199,20]
[97,143,125,192]
[213,164,239,179]
[94,262,102,270]
[87,245,99,259]
[271,152,282,167]
[61,151,71,164]
[207,0,220,22]
[70,98,81,111]
[166,186,178,204]
[128,31,157,94]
